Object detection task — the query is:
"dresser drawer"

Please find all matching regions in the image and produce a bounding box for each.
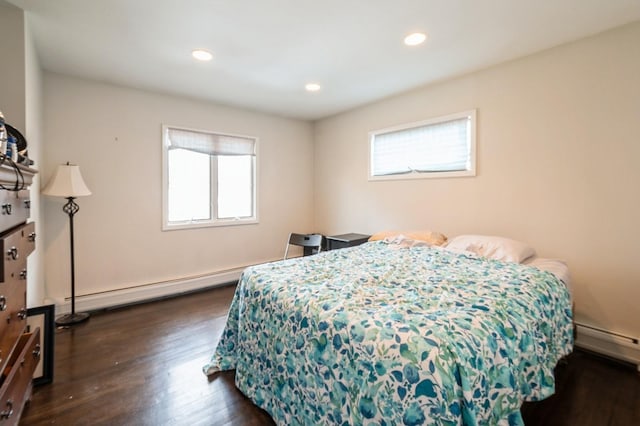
[0,164,38,426]
[0,191,30,234]
[0,280,27,375]
[0,329,40,425]
[0,222,35,284]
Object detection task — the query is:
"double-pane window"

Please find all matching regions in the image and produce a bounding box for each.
[162,126,257,229]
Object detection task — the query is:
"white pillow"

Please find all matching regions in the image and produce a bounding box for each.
[445,235,536,263]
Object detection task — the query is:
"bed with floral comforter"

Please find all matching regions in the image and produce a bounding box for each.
[204,240,573,425]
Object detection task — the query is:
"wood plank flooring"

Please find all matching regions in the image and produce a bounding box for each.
[20,285,640,425]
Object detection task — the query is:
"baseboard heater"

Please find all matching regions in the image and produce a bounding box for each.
[49,269,241,314]
[575,322,640,370]
[47,260,280,314]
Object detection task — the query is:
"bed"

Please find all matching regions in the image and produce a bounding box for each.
[204,235,573,425]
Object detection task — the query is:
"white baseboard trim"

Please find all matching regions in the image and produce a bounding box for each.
[575,323,640,369]
[48,268,244,314]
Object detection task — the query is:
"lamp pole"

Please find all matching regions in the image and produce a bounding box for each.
[56,196,90,325]
[43,162,92,326]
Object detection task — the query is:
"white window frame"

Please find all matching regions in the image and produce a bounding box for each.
[161,125,258,231]
[368,109,476,181]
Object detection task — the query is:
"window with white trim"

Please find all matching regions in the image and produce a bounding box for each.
[369,110,476,180]
[162,125,257,230]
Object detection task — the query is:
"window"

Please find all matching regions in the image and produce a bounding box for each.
[162,125,257,230]
[369,110,476,180]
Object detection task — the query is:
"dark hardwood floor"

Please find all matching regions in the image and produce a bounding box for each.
[20,285,639,425]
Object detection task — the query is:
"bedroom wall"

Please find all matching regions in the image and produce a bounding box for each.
[43,73,314,308]
[0,0,25,131]
[24,10,45,307]
[0,1,45,307]
[314,23,640,352]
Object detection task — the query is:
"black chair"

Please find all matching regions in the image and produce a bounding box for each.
[284,233,323,260]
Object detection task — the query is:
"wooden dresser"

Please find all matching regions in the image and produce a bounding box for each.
[0,162,39,425]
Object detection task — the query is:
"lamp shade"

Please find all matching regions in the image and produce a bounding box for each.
[42,163,92,197]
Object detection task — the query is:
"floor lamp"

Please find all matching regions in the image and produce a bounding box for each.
[43,162,92,326]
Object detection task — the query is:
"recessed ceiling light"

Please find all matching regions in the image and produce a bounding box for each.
[305,83,321,92]
[192,49,213,61]
[404,32,427,46]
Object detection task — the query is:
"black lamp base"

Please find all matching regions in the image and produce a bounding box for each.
[55,312,90,326]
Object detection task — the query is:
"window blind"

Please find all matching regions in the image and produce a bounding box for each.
[167,128,255,156]
[371,116,471,176]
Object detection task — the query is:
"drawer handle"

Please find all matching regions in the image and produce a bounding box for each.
[1,204,11,215]
[24,199,31,209]
[17,308,27,320]
[28,232,36,242]
[0,400,13,419]
[19,269,27,280]
[6,247,18,261]
[33,344,41,359]
[0,296,5,312]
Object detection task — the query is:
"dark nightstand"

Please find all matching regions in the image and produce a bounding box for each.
[325,233,371,251]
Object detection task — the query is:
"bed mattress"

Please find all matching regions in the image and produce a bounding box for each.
[205,241,573,425]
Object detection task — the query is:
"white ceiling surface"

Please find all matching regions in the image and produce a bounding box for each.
[8,0,640,120]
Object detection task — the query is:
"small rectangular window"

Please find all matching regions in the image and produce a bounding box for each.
[162,125,257,230]
[369,110,476,180]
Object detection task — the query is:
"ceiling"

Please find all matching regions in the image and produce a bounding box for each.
[8,0,640,120]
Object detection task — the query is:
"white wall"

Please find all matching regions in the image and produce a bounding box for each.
[43,73,314,305]
[24,13,45,307]
[314,23,640,345]
[0,1,45,306]
[0,1,25,131]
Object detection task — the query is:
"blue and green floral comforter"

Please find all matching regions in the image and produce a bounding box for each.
[204,241,573,425]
